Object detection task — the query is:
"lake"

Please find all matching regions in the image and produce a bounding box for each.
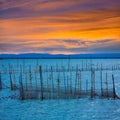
[0,59,120,120]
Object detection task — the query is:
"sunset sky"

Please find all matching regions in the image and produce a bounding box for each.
[0,0,120,54]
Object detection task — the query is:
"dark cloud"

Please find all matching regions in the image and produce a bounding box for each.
[0,7,20,15]
[63,39,114,47]
[0,39,120,54]
[63,39,86,44]
[96,39,114,43]
[0,0,120,21]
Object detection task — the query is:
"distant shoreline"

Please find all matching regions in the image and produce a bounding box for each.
[1,58,120,60]
[0,53,120,59]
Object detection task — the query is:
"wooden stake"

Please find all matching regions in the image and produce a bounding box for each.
[9,64,13,90]
[46,72,49,99]
[79,71,82,96]
[74,67,78,96]
[29,66,32,99]
[100,70,103,96]
[13,73,17,90]
[86,79,88,95]
[34,70,38,91]
[25,71,28,91]
[78,71,80,97]
[68,55,70,72]
[57,72,60,98]
[67,75,69,98]
[112,74,116,99]
[51,66,54,95]
[63,67,66,95]
[91,70,94,98]
[39,66,44,100]
[82,60,83,71]
[0,72,2,90]
[106,72,109,98]
[19,70,25,100]
[93,71,95,96]
[70,70,72,96]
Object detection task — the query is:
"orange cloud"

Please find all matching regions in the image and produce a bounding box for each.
[0,0,120,54]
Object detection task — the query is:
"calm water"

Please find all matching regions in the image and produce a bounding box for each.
[0,98,120,120]
[0,59,120,120]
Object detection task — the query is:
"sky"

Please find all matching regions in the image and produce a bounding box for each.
[0,0,120,54]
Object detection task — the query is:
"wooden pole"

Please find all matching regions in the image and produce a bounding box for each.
[39,66,44,100]
[100,69,103,97]
[19,69,25,100]
[74,67,78,96]
[51,66,54,96]
[80,71,82,96]
[46,72,49,99]
[91,70,94,98]
[48,74,51,99]
[25,71,28,91]
[29,66,32,99]
[82,60,83,71]
[63,67,66,95]
[23,59,25,73]
[56,64,58,72]
[9,64,13,90]
[0,72,2,90]
[13,73,16,90]
[46,72,50,99]
[49,74,52,99]
[57,72,60,98]
[86,79,88,95]
[106,72,109,98]
[34,70,38,91]
[112,74,116,99]
[70,70,72,97]
[93,71,95,96]
[78,71,80,97]
[67,75,69,98]
[68,55,70,72]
